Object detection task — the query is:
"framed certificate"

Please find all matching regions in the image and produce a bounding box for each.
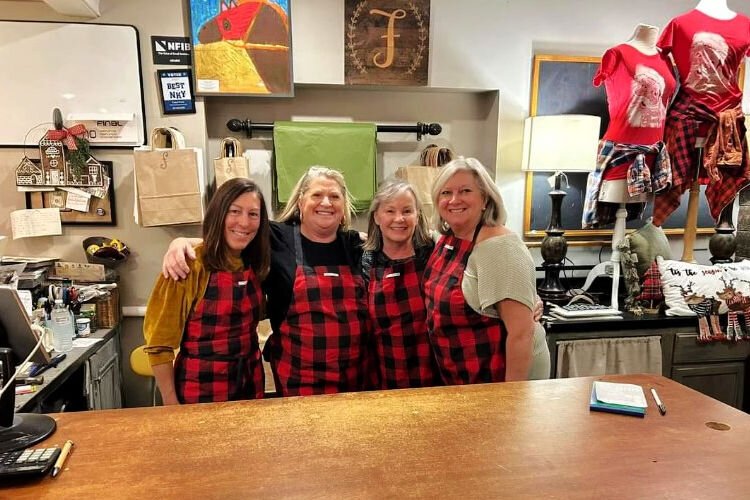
[157,69,196,115]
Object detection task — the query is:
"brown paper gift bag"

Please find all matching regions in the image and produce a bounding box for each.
[134,127,204,227]
[394,165,439,223]
[214,137,249,188]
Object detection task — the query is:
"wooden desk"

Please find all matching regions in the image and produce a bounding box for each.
[15,327,121,413]
[4,374,750,498]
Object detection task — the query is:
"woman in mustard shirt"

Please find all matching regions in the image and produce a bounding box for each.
[143,178,271,404]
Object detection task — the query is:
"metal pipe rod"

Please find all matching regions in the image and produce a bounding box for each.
[226,119,442,140]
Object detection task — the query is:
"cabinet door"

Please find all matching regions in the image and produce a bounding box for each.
[85,336,123,410]
[671,362,745,409]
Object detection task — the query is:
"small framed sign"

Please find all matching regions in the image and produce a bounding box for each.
[157,69,196,115]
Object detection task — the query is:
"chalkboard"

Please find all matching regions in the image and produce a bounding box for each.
[526,171,715,237]
[523,54,715,238]
[0,21,145,147]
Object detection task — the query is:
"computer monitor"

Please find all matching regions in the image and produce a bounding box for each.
[0,287,56,452]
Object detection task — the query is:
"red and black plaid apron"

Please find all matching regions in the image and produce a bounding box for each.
[368,257,440,389]
[267,225,369,396]
[174,268,264,403]
[423,227,505,384]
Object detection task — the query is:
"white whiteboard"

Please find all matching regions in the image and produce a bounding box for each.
[0,21,145,147]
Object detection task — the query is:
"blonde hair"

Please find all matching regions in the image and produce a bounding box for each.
[276,166,356,230]
[363,179,432,252]
[431,157,507,235]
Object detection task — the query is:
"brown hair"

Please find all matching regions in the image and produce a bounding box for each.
[202,178,271,280]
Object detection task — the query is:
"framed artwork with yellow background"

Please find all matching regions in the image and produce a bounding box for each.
[188,0,293,96]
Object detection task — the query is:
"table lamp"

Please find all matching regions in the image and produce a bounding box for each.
[521,114,601,304]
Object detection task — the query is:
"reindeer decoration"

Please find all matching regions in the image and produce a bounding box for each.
[676,282,724,341]
[716,276,750,341]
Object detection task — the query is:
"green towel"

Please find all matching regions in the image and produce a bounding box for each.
[273,121,377,211]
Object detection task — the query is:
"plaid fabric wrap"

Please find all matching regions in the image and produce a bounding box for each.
[174,269,264,403]
[636,261,664,302]
[269,264,370,397]
[654,91,750,225]
[582,140,671,228]
[423,235,505,385]
[368,257,441,389]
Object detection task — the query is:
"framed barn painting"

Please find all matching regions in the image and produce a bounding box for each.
[188,0,294,96]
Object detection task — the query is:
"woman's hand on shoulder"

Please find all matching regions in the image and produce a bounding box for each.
[162,237,200,280]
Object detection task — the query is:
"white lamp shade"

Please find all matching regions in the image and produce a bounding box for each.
[521,114,601,172]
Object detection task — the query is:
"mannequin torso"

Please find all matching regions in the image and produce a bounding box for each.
[695,0,736,20]
[626,23,659,56]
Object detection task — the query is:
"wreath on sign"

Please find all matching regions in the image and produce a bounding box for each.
[46,124,91,179]
[346,0,427,76]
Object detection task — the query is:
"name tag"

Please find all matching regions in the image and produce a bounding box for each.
[236,280,248,286]
[323,272,339,277]
[384,272,401,279]
[444,244,454,251]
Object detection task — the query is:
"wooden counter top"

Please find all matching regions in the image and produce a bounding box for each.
[4,374,750,498]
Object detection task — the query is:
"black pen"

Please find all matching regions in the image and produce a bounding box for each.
[651,388,666,416]
[29,353,67,377]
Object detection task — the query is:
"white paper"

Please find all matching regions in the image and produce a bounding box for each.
[72,337,104,348]
[61,187,92,212]
[16,289,33,316]
[10,208,62,239]
[593,381,648,408]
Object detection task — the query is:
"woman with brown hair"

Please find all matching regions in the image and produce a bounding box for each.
[144,177,271,404]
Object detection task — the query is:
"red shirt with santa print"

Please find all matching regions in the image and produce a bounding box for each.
[594,44,677,179]
[658,9,750,113]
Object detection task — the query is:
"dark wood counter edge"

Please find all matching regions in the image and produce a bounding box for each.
[14,326,119,412]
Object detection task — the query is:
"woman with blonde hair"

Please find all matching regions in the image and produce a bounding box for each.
[424,157,549,384]
[163,166,371,397]
[361,179,440,389]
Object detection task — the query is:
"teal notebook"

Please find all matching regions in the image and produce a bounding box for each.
[590,381,647,418]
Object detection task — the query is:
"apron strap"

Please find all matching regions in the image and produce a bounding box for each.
[471,221,484,245]
[293,223,305,266]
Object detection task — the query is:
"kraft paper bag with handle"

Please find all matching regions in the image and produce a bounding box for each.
[394,165,439,224]
[214,137,249,188]
[133,127,205,227]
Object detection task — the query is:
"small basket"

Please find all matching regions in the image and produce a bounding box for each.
[83,236,130,268]
[94,287,121,329]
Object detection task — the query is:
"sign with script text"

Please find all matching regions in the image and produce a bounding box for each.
[345,0,430,86]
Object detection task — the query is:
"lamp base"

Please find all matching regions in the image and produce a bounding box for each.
[539,230,568,305]
[538,262,568,304]
[709,203,736,264]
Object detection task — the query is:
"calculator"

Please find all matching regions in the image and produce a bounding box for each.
[0,446,60,479]
[549,303,622,318]
[561,303,612,312]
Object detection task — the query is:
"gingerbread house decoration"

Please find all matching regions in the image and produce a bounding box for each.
[15,157,44,186]
[66,155,104,187]
[39,138,67,186]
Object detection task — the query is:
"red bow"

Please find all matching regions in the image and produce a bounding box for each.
[46,123,88,150]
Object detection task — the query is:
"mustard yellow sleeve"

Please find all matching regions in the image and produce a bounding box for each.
[143,247,210,366]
